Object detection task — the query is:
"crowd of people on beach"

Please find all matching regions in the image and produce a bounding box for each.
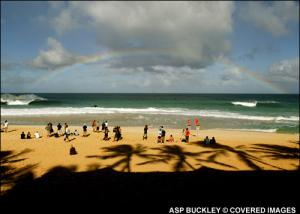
[3,117,218,155]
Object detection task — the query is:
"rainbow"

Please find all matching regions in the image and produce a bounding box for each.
[218,57,286,93]
[30,48,171,89]
[30,49,287,94]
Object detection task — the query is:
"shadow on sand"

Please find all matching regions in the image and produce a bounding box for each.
[1,165,299,212]
[0,149,38,195]
[1,142,299,212]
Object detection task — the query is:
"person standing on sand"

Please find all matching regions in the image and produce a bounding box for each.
[143,125,148,140]
[161,127,166,143]
[105,121,108,129]
[92,120,97,132]
[157,126,163,143]
[57,123,62,136]
[194,118,200,136]
[64,125,70,142]
[4,120,8,132]
[45,123,51,137]
[185,128,190,143]
[103,127,110,140]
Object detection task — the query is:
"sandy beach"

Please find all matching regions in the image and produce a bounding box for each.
[2,125,299,186]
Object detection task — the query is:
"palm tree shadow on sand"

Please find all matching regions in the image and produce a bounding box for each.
[191,140,290,170]
[0,149,38,194]
[86,144,155,172]
[138,145,201,172]
[244,141,299,168]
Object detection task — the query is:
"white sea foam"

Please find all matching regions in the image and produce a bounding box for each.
[1,107,298,122]
[232,101,257,107]
[231,100,280,107]
[1,94,47,105]
[225,128,277,133]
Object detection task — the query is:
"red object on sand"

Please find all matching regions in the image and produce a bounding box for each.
[187,119,191,126]
[194,118,200,126]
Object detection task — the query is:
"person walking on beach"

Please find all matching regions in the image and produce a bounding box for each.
[143,125,148,140]
[194,118,200,136]
[4,120,8,132]
[64,123,68,133]
[57,123,62,136]
[185,128,190,143]
[64,125,70,142]
[105,121,108,129]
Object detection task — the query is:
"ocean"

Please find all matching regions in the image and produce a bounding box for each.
[1,93,299,133]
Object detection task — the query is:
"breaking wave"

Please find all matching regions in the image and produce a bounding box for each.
[1,94,47,105]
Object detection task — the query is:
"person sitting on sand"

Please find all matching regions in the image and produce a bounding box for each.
[21,132,26,139]
[166,135,174,143]
[34,131,40,139]
[83,123,88,136]
[74,129,80,136]
[27,132,31,139]
[103,127,110,141]
[210,137,216,144]
[204,136,210,145]
[143,125,148,140]
[69,144,77,155]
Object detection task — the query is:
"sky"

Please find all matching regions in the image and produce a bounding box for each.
[1,1,299,93]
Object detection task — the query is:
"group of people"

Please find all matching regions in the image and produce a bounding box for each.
[203,136,216,145]
[91,120,108,133]
[20,131,41,139]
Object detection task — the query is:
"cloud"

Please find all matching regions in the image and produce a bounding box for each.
[51,8,77,34]
[239,1,299,37]
[50,2,235,69]
[268,58,299,82]
[29,37,101,70]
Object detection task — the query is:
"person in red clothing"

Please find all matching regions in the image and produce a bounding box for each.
[194,118,200,136]
[185,128,190,143]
